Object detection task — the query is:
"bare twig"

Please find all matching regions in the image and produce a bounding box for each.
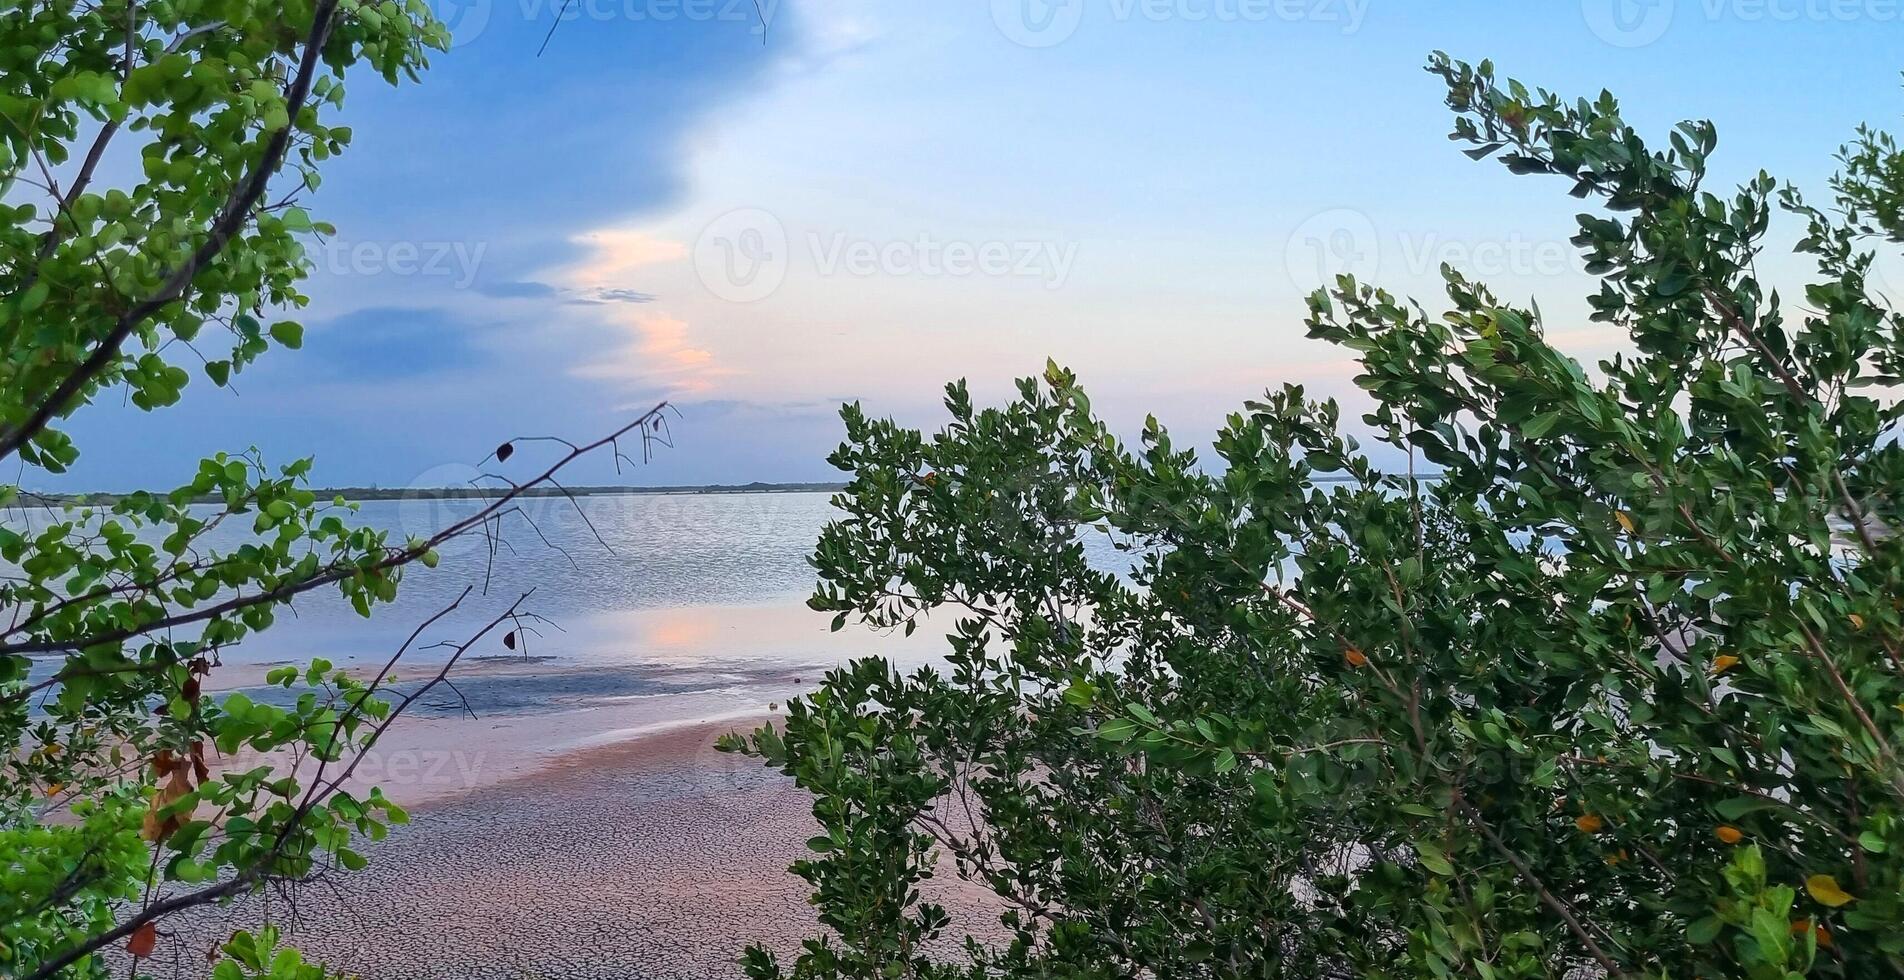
[20,590,519,980]
[1,401,667,666]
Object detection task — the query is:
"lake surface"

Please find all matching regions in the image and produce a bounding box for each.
[241,490,844,666]
[14,492,863,721]
[8,491,836,665]
[14,489,1152,729]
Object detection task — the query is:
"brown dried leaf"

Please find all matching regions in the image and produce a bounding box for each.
[141,771,194,843]
[127,922,157,959]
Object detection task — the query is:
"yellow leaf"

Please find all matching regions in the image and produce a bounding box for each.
[1711,655,1740,675]
[1575,813,1604,834]
[1615,510,1635,534]
[1806,874,1856,907]
[1715,825,1744,844]
[1850,613,1866,629]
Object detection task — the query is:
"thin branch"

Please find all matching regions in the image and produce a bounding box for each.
[0,2,338,462]
[1456,797,1628,979]
[0,402,667,665]
[20,590,516,980]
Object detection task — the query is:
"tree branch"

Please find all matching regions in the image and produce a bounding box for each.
[0,1,338,462]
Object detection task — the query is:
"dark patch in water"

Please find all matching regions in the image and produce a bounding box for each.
[229,662,805,719]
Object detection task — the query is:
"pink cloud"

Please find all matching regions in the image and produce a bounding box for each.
[564,229,688,287]
[574,312,728,394]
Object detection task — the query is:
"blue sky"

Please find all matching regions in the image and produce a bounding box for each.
[44,0,1904,490]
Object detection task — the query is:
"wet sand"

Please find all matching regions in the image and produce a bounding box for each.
[149,719,822,978]
[146,716,1001,979]
[104,603,981,978]
[49,653,847,976]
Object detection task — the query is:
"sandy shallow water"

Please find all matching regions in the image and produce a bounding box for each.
[144,720,831,978]
[135,716,1003,979]
[84,597,986,978]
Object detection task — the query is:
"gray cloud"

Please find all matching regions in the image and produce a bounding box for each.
[477,279,561,300]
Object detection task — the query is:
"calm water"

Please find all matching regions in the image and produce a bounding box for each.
[10,493,848,717]
[15,490,1155,721]
[262,490,845,666]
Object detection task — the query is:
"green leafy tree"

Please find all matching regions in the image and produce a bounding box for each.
[727,55,1904,977]
[0,3,667,976]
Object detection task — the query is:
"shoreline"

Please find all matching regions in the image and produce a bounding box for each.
[15,482,847,506]
[144,715,828,978]
[128,710,1011,978]
[218,666,814,809]
[424,711,776,808]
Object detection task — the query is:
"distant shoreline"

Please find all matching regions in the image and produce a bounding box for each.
[18,481,847,505]
[19,473,1416,507]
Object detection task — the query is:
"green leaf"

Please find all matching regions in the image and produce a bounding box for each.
[1415,840,1455,877]
[1715,797,1781,821]
[1095,718,1139,742]
[1522,411,1562,438]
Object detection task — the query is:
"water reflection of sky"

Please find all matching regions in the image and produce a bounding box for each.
[235,656,824,721]
[250,491,845,665]
[12,490,1156,672]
